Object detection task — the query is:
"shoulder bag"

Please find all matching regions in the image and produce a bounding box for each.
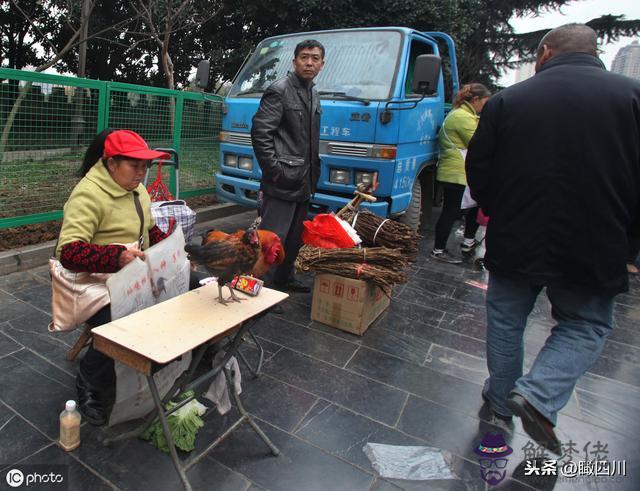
[48,192,145,332]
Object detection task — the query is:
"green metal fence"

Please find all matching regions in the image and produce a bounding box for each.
[0,68,223,229]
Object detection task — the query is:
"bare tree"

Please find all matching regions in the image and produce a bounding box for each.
[0,0,141,159]
[131,0,223,90]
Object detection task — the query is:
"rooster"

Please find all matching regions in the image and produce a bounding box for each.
[251,230,285,278]
[185,219,261,305]
[198,228,285,277]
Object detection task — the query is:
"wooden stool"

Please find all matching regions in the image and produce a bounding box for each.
[65,324,93,361]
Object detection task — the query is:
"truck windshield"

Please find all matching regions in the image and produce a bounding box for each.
[229,30,402,100]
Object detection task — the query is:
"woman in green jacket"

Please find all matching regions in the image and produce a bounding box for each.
[56,129,172,425]
[431,83,491,263]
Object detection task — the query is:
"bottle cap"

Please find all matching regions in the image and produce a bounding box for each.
[65,400,76,412]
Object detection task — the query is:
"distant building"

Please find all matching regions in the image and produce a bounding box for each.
[514,62,536,83]
[611,40,640,80]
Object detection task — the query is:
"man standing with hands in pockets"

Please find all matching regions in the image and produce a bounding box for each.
[251,39,325,293]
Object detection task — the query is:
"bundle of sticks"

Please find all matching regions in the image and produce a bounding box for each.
[295,245,408,291]
[340,209,421,260]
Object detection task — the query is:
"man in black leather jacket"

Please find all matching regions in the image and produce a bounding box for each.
[251,39,324,292]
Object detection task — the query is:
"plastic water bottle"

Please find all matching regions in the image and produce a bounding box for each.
[59,400,81,451]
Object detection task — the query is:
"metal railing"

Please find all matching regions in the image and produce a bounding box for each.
[0,68,223,229]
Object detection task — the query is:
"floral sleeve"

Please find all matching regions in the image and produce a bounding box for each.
[59,241,126,273]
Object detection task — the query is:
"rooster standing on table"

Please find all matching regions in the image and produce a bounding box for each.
[185,219,285,305]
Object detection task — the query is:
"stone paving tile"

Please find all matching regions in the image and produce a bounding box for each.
[424,344,487,385]
[11,283,52,314]
[208,418,374,491]
[1,321,77,375]
[346,346,486,419]
[0,401,51,470]
[252,315,358,366]
[237,373,318,432]
[355,321,432,365]
[264,347,407,426]
[0,354,76,440]
[294,401,422,471]
[0,270,50,294]
[270,299,313,327]
[0,327,23,359]
[11,348,75,389]
[607,325,640,348]
[588,355,640,388]
[574,389,640,438]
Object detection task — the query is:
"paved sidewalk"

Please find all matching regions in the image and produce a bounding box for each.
[0,212,638,490]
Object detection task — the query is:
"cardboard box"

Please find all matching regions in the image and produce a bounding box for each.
[311,273,390,335]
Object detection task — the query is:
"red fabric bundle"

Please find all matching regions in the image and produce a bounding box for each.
[302,214,356,249]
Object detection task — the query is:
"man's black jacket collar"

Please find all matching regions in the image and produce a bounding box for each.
[537,52,606,74]
[289,71,315,90]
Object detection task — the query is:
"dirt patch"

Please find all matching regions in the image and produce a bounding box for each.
[0,221,62,251]
[0,194,219,251]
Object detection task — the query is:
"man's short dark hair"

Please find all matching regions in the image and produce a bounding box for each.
[537,23,598,56]
[294,39,325,59]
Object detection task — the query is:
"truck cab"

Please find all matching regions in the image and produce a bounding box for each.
[215,27,459,228]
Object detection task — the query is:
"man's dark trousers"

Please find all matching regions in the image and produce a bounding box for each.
[259,193,308,286]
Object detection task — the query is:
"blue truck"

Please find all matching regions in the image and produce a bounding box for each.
[215,27,459,229]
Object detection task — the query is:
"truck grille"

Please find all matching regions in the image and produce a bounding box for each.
[327,143,370,157]
[222,132,252,146]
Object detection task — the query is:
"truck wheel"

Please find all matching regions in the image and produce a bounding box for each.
[399,180,422,230]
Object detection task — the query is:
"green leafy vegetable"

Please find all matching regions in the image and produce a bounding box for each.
[141,390,207,453]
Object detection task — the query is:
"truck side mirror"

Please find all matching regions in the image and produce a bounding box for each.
[195,60,210,89]
[412,55,441,95]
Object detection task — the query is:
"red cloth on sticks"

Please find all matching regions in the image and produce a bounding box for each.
[302,214,356,249]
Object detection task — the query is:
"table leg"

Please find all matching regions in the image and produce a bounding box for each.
[147,374,192,491]
[233,325,265,379]
[247,329,265,375]
[225,368,279,456]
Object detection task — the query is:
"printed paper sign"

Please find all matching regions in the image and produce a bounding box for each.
[106,228,191,426]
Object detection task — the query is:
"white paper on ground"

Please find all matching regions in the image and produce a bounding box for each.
[363,443,455,481]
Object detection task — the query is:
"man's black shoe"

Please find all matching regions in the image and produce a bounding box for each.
[275,279,310,293]
[506,392,561,454]
[481,391,513,433]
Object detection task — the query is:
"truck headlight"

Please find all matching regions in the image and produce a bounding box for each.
[224,154,238,167]
[355,171,376,186]
[238,156,253,170]
[330,169,350,184]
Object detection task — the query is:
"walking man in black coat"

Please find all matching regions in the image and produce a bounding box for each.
[251,39,325,292]
[466,24,640,452]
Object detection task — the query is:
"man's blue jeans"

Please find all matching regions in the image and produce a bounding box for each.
[484,273,614,425]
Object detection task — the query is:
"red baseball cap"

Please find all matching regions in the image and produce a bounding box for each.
[103,130,170,160]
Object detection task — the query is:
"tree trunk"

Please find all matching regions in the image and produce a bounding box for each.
[161,21,176,132]
[0,82,32,164]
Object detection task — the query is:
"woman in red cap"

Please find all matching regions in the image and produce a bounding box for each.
[55,128,174,425]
